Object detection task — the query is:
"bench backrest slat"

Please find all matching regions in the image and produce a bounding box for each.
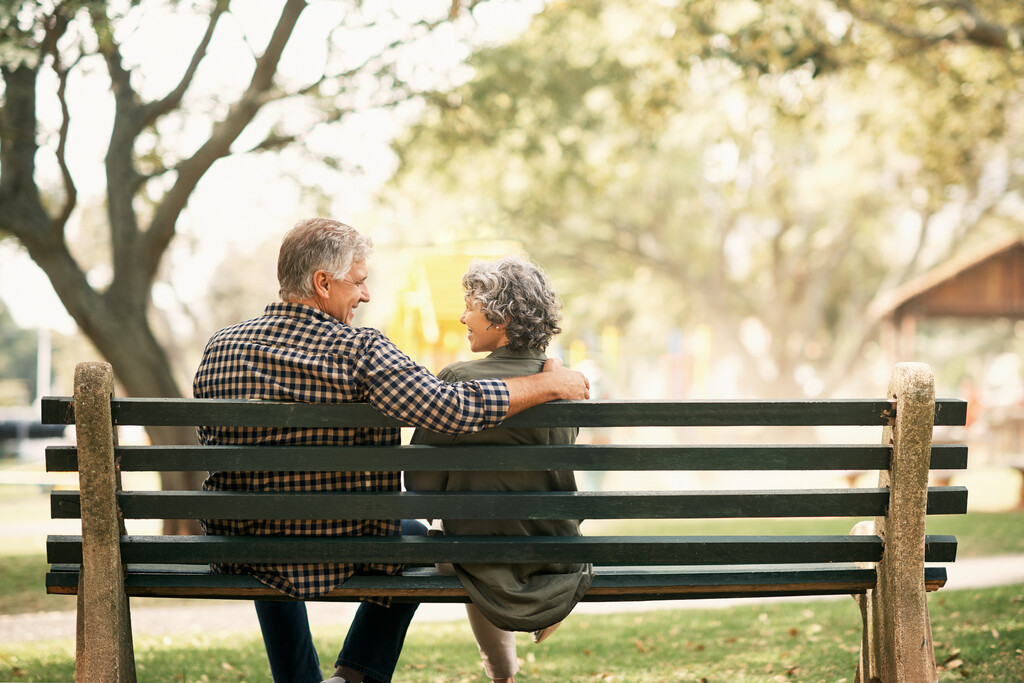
[50,486,969,520]
[44,443,970,472]
[46,533,959,566]
[40,396,970,427]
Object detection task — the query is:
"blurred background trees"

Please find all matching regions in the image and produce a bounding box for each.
[1,0,1021,404]
[381,0,1023,398]
[0,0,528,521]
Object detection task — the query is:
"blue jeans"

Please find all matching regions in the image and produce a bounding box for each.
[254,519,426,683]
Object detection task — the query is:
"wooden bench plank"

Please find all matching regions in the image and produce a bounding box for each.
[44,443,970,473]
[49,486,970,520]
[44,564,950,601]
[40,397,970,428]
[46,533,959,565]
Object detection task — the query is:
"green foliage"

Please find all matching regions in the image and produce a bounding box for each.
[0,306,46,404]
[384,0,1024,397]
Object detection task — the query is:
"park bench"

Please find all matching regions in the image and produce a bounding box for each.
[43,361,968,682]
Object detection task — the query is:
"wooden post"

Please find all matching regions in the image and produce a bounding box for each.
[74,362,136,682]
[856,363,938,682]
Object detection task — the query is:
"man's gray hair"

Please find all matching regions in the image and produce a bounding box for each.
[278,218,373,301]
[462,255,562,352]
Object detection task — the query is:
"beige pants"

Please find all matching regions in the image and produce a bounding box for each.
[437,563,519,679]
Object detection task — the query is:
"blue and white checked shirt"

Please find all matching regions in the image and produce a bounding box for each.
[193,302,510,599]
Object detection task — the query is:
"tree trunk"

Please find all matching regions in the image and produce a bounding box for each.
[79,301,204,535]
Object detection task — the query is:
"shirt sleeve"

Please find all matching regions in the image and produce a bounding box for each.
[355,332,509,434]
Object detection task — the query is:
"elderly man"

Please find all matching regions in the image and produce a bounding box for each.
[193,217,588,683]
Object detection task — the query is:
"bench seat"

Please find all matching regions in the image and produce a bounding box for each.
[46,563,949,602]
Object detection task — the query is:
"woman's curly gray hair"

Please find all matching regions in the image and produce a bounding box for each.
[462,255,562,352]
[277,218,373,301]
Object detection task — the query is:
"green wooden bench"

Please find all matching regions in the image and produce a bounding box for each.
[43,361,967,682]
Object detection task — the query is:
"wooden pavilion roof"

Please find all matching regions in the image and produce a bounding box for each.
[871,235,1024,321]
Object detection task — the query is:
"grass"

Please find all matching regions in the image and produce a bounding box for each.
[1,583,1021,681]
[0,555,75,615]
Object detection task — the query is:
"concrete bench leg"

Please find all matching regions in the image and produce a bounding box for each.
[855,363,939,683]
[74,362,136,682]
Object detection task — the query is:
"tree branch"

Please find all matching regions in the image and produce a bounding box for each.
[86,3,150,304]
[837,0,1023,51]
[88,4,135,105]
[0,63,47,234]
[142,0,308,282]
[141,0,230,128]
[43,8,78,239]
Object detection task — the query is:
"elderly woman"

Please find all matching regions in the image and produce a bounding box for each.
[407,255,593,683]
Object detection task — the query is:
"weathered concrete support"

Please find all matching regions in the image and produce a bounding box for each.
[74,362,136,682]
[855,362,938,683]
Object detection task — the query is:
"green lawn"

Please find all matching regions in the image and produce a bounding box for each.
[1,583,1021,681]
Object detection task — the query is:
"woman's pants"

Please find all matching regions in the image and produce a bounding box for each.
[436,562,519,680]
[465,602,519,679]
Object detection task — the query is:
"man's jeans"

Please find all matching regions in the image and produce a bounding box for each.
[254,519,427,683]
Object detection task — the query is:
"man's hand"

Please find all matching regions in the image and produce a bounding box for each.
[504,358,590,417]
[541,357,590,400]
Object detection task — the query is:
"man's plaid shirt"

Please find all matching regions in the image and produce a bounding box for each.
[193,302,510,599]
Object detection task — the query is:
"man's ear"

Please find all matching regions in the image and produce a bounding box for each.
[312,269,331,298]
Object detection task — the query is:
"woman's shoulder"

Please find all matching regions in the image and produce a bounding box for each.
[435,359,479,382]
[439,354,545,382]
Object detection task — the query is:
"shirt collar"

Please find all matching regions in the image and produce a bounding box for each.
[265,301,340,325]
[487,345,548,361]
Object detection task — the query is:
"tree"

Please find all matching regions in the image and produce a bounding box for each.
[383,0,1024,398]
[0,305,42,405]
[0,0,517,531]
